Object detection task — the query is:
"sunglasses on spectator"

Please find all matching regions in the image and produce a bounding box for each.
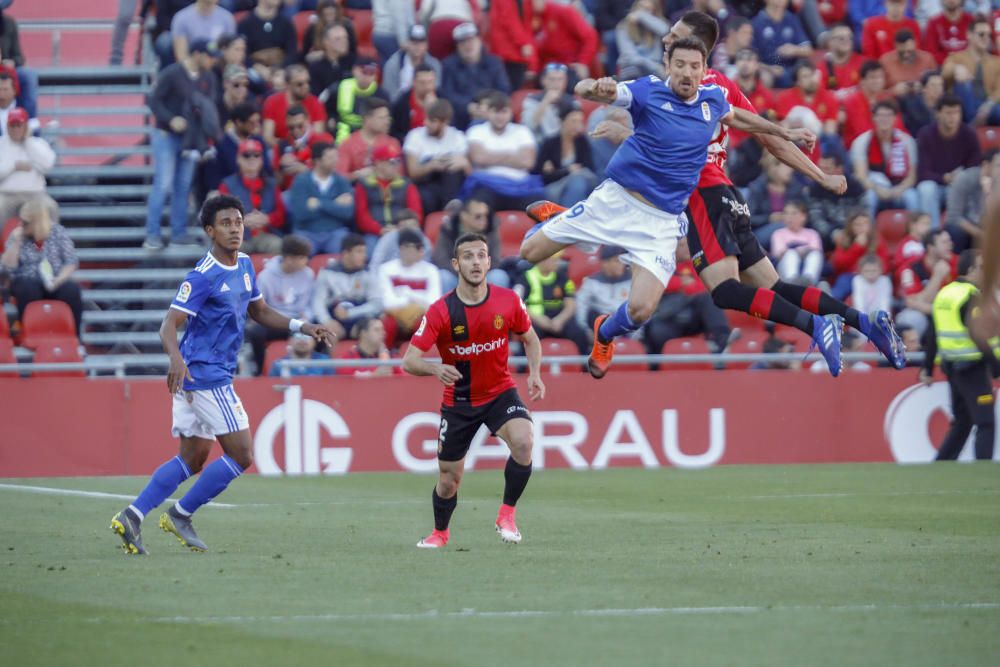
[544,63,568,73]
[240,152,262,158]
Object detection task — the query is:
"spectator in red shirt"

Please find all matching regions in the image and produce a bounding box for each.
[892,211,932,273]
[354,143,424,247]
[262,64,327,146]
[816,22,865,96]
[337,317,404,376]
[775,61,840,137]
[390,64,438,142]
[925,0,973,64]
[728,48,777,150]
[896,228,956,335]
[880,29,938,93]
[841,60,903,146]
[488,0,537,89]
[336,98,401,183]
[530,0,599,81]
[830,209,890,299]
[861,0,922,60]
[818,0,848,26]
[274,105,335,190]
[219,138,286,254]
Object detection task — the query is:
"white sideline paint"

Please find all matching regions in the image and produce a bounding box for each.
[0,483,236,509]
[740,490,1000,500]
[148,602,1000,625]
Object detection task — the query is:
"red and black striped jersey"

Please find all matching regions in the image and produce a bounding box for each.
[410,286,531,407]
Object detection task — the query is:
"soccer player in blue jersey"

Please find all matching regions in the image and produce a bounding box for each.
[520,37,846,378]
[110,195,336,554]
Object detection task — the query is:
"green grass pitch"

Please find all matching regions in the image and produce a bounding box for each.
[1,464,998,666]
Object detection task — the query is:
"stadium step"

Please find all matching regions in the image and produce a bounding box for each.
[50,166,154,179]
[55,146,152,157]
[82,331,167,345]
[76,268,190,283]
[59,205,162,221]
[75,246,207,262]
[43,125,152,137]
[67,228,203,242]
[83,289,178,303]
[38,84,150,96]
[47,184,153,199]
[82,310,166,324]
[36,65,154,85]
[40,105,151,116]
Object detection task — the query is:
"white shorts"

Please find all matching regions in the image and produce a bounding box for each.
[540,179,681,286]
[171,385,250,440]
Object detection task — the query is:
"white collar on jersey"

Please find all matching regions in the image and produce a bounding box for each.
[663,77,701,105]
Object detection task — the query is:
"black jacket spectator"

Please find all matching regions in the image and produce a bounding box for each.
[148,61,218,134]
[534,134,594,186]
[440,49,510,129]
[237,1,298,68]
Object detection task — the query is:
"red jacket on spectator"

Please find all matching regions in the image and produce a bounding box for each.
[831,240,889,277]
[532,3,598,72]
[218,174,287,235]
[814,52,865,94]
[818,0,847,25]
[925,11,973,64]
[489,0,537,70]
[665,261,706,296]
[775,86,840,125]
[0,63,19,95]
[728,81,776,149]
[273,131,334,190]
[353,176,424,235]
[262,91,327,143]
[892,233,925,274]
[896,254,957,298]
[861,15,922,59]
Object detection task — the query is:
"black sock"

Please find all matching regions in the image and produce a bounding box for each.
[771,281,862,330]
[502,458,532,507]
[710,279,814,335]
[432,488,457,531]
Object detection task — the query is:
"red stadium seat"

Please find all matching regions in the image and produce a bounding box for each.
[660,336,715,370]
[0,309,10,340]
[510,89,540,122]
[496,210,534,247]
[977,126,1000,152]
[309,253,339,275]
[21,300,77,349]
[540,338,582,373]
[577,97,603,123]
[424,211,446,244]
[31,337,84,377]
[0,337,16,377]
[726,330,769,369]
[292,10,315,48]
[725,308,767,332]
[876,209,909,249]
[250,253,274,275]
[345,9,376,59]
[562,247,601,287]
[613,337,647,371]
[263,339,291,376]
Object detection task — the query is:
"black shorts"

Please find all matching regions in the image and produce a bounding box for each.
[685,184,767,274]
[437,388,531,462]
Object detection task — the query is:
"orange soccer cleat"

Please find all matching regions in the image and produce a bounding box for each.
[587,314,615,379]
[495,504,522,544]
[416,528,450,549]
[526,200,567,224]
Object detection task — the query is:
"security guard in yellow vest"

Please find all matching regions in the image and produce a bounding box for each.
[920,250,1000,461]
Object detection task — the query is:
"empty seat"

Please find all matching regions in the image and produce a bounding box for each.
[497,210,535,248]
[21,300,77,348]
[563,247,601,287]
[726,330,770,369]
[612,337,647,371]
[424,211,446,245]
[32,337,84,377]
[977,126,1000,151]
[263,339,291,376]
[661,336,715,370]
[309,253,340,275]
[876,209,909,248]
[540,338,582,374]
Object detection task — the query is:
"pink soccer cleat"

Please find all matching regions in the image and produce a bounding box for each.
[495,504,522,544]
[416,528,450,549]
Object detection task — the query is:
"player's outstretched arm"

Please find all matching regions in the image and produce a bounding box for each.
[724,108,816,152]
[756,133,846,194]
[246,299,338,348]
[575,77,619,104]
[401,344,462,386]
[519,327,546,401]
[161,309,192,394]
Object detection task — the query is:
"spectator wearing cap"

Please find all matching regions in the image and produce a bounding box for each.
[378,228,442,341]
[751,0,813,89]
[462,91,544,212]
[915,95,981,230]
[313,232,384,340]
[331,56,388,143]
[202,102,272,194]
[237,0,298,72]
[615,0,668,81]
[390,63,438,142]
[217,64,255,126]
[371,0,417,66]
[943,16,1000,126]
[0,196,83,336]
[307,24,356,98]
[529,0,598,81]
[850,100,920,219]
[880,29,937,93]
[382,24,442,104]
[336,97,402,183]
[337,317,405,377]
[431,197,508,293]
[247,234,316,375]
[219,138,286,254]
[262,64,328,146]
[774,61,839,139]
[860,0,921,60]
[488,0,538,90]
[522,63,574,142]
[289,141,356,254]
[268,333,334,377]
[145,40,221,250]
[0,108,55,223]
[418,0,481,61]
[354,143,424,249]
[534,103,597,208]
[404,98,470,214]
[440,22,510,130]
[273,104,334,190]
[574,245,632,333]
[0,5,37,132]
[167,0,235,67]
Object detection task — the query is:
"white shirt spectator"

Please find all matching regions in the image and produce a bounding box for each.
[851,274,893,315]
[170,4,236,45]
[403,124,469,165]
[377,257,442,310]
[0,134,56,194]
[466,121,535,181]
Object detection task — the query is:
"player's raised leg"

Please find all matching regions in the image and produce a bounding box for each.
[590,264,665,379]
[494,416,533,544]
[741,259,907,369]
[418,458,464,548]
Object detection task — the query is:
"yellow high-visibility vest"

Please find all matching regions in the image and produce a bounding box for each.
[932,281,1000,362]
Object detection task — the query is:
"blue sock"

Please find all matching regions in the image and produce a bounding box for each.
[175,455,243,516]
[131,456,192,519]
[598,301,639,343]
[856,311,872,337]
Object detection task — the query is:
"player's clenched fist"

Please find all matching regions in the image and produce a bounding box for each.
[434,364,463,386]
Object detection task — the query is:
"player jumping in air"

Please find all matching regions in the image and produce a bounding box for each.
[403,232,545,548]
[110,195,336,554]
[526,11,906,378]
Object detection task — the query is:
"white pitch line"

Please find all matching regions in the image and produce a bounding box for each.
[0,483,235,509]
[740,490,1000,500]
[147,602,1000,625]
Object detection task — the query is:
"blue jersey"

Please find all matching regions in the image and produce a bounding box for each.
[169,252,262,390]
[605,76,732,215]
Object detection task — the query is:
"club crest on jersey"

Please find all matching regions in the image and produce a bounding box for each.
[494,314,504,330]
[453,324,466,336]
[243,273,252,292]
[701,101,711,122]
[176,281,192,303]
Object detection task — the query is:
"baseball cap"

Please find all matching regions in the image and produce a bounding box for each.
[190,38,222,57]
[224,63,249,82]
[452,22,478,42]
[372,143,402,162]
[599,245,625,261]
[238,138,263,155]
[354,56,378,73]
[7,107,28,125]
[409,24,428,42]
